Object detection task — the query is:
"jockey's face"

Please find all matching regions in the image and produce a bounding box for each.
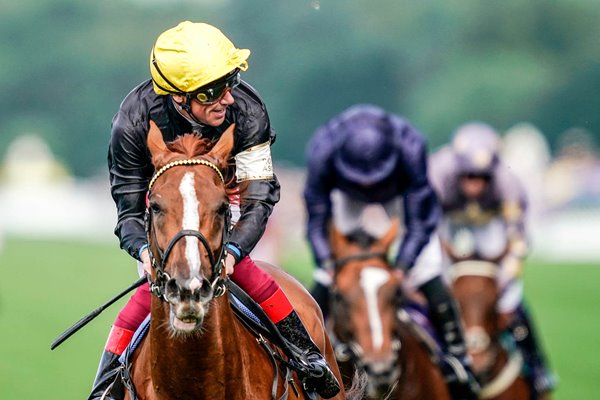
[459,174,489,200]
[172,89,235,127]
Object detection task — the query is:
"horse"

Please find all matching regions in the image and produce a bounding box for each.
[328,221,450,400]
[124,121,354,400]
[449,260,531,400]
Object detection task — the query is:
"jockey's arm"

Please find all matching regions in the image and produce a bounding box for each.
[303,131,336,270]
[227,135,281,262]
[395,133,441,271]
[108,113,153,262]
[497,166,529,287]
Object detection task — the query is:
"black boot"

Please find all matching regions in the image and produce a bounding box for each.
[511,304,556,396]
[88,350,124,400]
[276,311,341,399]
[420,278,480,400]
[309,281,330,320]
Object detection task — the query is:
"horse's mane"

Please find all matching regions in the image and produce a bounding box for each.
[152,133,237,190]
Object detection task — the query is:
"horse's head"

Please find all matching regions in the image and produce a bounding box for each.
[450,260,500,374]
[330,220,402,397]
[145,121,234,335]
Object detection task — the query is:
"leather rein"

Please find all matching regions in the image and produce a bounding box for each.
[144,158,231,302]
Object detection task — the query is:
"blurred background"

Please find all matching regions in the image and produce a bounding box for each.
[0,0,599,399]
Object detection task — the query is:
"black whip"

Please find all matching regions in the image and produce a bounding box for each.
[50,276,146,350]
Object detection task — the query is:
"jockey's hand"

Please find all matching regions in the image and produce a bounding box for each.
[499,255,522,288]
[140,248,152,275]
[392,268,405,284]
[225,253,236,275]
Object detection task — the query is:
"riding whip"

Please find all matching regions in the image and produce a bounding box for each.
[50,276,146,350]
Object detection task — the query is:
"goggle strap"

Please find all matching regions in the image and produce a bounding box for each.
[151,48,186,94]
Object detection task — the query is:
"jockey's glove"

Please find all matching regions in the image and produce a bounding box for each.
[498,254,523,288]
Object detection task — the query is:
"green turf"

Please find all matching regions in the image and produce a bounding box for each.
[0,237,596,399]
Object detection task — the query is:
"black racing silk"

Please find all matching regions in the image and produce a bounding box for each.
[108,79,280,261]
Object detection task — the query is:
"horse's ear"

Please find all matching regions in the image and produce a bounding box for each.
[208,124,235,166]
[329,223,350,258]
[147,120,168,158]
[375,218,400,252]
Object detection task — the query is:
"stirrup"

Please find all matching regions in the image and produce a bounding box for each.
[298,352,340,399]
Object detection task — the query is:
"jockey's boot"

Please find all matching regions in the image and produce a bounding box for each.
[420,277,480,400]
[309,281,331,320]
[276,310,341,399]
[511,304,557,397]
[88,350,124,400]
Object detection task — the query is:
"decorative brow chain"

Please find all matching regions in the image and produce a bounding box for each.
[148,159,224,190]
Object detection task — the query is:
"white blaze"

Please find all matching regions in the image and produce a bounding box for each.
[179,172,200,275]
[359,267,390,350]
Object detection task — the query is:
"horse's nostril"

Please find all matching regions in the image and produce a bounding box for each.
[166,279,179,294]
[197,278,213,300]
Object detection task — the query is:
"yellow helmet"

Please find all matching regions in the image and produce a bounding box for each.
[150,21,250,95]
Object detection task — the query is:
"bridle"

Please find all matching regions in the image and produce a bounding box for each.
[144,158,231,302]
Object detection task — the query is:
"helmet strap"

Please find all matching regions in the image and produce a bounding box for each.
[178,95,205,126]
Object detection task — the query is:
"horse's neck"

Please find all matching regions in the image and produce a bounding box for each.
[149,297,248,395]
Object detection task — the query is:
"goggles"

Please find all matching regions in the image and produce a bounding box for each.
[191,69,241,104]
[460,172,492,181]
[151,49,240,104]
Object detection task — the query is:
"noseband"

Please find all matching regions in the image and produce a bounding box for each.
[144,158,231,302]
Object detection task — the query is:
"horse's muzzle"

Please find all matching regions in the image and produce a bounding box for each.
[165,277,213,333]
[364,356,400,398]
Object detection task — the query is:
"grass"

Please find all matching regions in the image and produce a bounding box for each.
[0,236,597,399]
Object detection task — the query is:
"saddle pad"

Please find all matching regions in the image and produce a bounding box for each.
[401,301,444,355]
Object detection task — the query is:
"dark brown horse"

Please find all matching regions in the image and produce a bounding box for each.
[329,222,450,400]
[125,122,351,399]
[449,260,530,400]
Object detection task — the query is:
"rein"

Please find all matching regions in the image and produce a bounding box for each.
[145,158,231,301]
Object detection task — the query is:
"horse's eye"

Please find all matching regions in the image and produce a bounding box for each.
[332,291,346,306]
[217,202,229,215]
[150,202,162,214]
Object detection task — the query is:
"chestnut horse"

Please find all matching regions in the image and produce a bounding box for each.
[449,260,530,400]
[124,122,352,399]
[328,223,450,400]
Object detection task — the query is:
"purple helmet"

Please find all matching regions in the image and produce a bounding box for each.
[451,122,501,177]
[333,104,398,186]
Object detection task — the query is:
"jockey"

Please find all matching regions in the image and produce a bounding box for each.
[89,21,339,400]
[304,104,480,400]
[428,122,556,398]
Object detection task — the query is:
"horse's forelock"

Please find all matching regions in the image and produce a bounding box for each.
[168,134,213,158]
[152,134,214,168]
